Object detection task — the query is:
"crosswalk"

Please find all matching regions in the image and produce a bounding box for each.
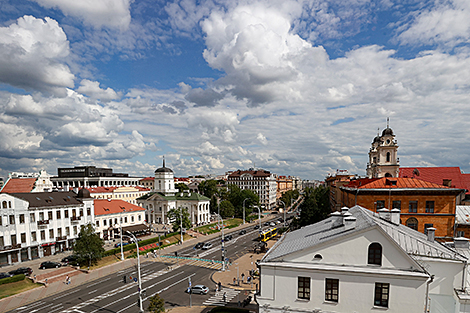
[203,288,240,306]
[152,256,223,270]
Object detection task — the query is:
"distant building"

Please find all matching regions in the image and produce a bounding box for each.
[139,177,154,189]
[0,190,94,266]
[94,199,147,240]
[227,169,277,210]
[51,166,143,189]
[276,176,293,199]
[86,186,150,206]
[1,170,54,193]
[366,119,400,178]
[258,206,470,313]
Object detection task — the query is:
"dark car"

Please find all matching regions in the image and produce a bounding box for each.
[254,225,260,230]
[223,235,232,242]
[0,272,12,279]
[239,230,247,235]
[194,242,204,249]
[9,267,33,276]
[61,255,79,266]
[40,261,62,269]
[263,222,270,226]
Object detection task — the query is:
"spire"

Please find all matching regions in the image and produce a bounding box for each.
[377,128,380,136]
[386,117,390,128]
[163,156,165,168]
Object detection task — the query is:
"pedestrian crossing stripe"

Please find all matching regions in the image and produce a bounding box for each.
[152,256,223,270]
[203,288,240,306]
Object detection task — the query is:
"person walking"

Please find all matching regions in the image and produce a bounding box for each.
[218,281,222,291]
[241,273,245,283]
[65,275,69,285]
[223,292,227,303]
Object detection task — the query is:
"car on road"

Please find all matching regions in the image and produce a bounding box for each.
[115,242,130,248]
[239,230,246,235]
[254,225,260,230]
[263,222,270,226]
[9,267,33,276]
[40,261,62,269]
[0,272,13,279]
[201,242,213,250]
[223,235,232,241]
[187,285,209,294]
[61,255,79,266]
[270,222,276,226]
[194,242,204,249]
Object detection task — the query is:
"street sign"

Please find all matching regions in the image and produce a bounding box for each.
[134,277,138,282]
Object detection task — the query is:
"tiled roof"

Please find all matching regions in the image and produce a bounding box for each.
[356,177,454,189]
[263,206,466,264]
[1,178,37,193]
[9,191,82,207]
[94,199,145,216]
[86,186,150,194]
[456,206,470,225]
[140,177,154,181]
[400,167,470,194]
[228,170,272,178]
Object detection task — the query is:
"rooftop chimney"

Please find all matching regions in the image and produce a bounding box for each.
[443,179,452,187]
[377,208,390,221]
[344,216,357,231]
[330,211,343,228]
[390,208,401,225]
[341,207,349,214]
[454,237,470,249]
[426,227,436,242]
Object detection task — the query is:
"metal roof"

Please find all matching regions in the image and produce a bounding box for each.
[456,206,470,225]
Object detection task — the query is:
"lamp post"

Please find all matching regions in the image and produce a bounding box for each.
[243,198,249,225]
[254,206,261,230]
[126,231,143,313]
[216,213,226,271]
[120,209,126,261]
[180,207,183,244]
[279,200,286,226]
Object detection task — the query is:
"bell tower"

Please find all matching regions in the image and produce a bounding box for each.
[366,118,399,178]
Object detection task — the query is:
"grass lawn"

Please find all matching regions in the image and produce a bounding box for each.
[195,218,243,234]
[0,278,41,299]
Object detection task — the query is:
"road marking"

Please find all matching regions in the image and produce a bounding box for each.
[48,305,64,313]
[15,301,46,311]
[88,289,98,294]
[87,277,110,287]
[53,289,81,300]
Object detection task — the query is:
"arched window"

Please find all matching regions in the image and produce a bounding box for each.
[1,201,6,209]
[384,173,392,177]
[368,243,382,266]
[406,217,418,231]
[386,152,391,162]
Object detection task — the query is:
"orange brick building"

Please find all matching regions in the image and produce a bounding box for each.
[339,177,464,240]
[276,175,293,199]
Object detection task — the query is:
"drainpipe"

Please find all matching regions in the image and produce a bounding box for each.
[424,274,434,313]
[462,260,468,292]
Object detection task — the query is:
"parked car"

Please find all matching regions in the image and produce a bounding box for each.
[61,255,79,266]
[0,272,13,279]
[201,242,213,250]
[40,261,62,269]
[239,230,247,235]
[270,222,276,226]
[187,285,209,294]
[194,242,204,249]
[224,235,233,241]
[8,267,33,276]
[254,225,260,230]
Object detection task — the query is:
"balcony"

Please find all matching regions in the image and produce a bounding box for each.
[56,236,67,241]
[37,220,49,227]
[70,216,81,223]
[0,243,21,251]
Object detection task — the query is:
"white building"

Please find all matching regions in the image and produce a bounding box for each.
[86,186,150,206]
[227,169,277,210]
[258,206,470,313]
[137,160,211,226]
[93,199,147,240]
[0,190,94,266]
[1,170,54,193]
[366,119,400,178]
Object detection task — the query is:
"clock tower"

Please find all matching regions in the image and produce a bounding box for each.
[366,118,399,178]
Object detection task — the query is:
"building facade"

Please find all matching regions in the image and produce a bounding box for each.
[227,169,277,210]
[86,186,150,206]
[366,121,400,178]
[276,176,293,199]
[0,190,94,266]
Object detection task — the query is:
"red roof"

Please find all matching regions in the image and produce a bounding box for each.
[344,178,379,188]
[86,186,150,194]
[94,199,145,216]
[140,177,153,181]
[356,177,453,189]
[400,167,470,194]
[1,178,37,193]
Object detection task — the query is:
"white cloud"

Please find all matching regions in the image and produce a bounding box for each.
[0,15,74,95]
[33,0,133,30]
[77,79,121,102]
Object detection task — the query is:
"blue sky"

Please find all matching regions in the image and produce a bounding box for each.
[1,0,470,180]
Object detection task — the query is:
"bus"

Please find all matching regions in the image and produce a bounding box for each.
[259,227,278,242]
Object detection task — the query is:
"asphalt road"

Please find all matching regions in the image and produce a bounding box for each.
[7,224,273,313]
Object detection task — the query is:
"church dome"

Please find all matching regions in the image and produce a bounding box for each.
[373,136,381,143]
[77,188,91,198]
[155,158,173,173]
[381,127,394,136]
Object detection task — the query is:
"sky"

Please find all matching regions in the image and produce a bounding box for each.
[1,0,470,181]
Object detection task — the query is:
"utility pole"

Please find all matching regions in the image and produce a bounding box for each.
[126,231,143,313]
[279,200,286,227]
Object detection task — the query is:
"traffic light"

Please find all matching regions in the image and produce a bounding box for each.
[175,251,178,257]
[123,275,126,283]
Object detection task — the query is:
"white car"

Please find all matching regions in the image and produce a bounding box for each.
[270,222,276,226]
[201,242,213,250]
[188,285,209,294]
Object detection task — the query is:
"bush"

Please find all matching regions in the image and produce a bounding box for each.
[208,307,250,313]
[103,232,179,257]
[0,274,25,285]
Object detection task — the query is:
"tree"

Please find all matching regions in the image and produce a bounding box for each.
[198,180,218,198]
[210,195,218,214]
[280,189,300,209]
[73,223,105,267]
[147,293,165,313]
[226,184,259,220]
[219,200,235,218]
[297,185,331,227]
[168,207,191,233]
[175,183,189,192]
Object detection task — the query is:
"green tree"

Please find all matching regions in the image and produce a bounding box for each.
[219,200,235,218]
[198,180,219,198]
[297,185,330,227]
[147,293,165,313]
[168,207,191,233]
[175,183,189,192]
[226,184,259,220]
[210,195,218,214]
[280,189,300,209]
[73,223,105,267]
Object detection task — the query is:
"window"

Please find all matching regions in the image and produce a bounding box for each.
[325,279,339,302]
[65,227,70,236]
[19,214,25,224]
[298,277,310,300]
[65,210,69,218]
[31,232,37,242]
[87,207,91,216]
[368,243,382,266]
[109,219,112,226]
[58,228,62,237]
[408,201,418,213]
[21,233,26,243]
[11,234,16,245]
[425,201,434,213]
[131,216,135,222]
[386,152,391,162]
[138,215,142,221]
[424,224,434,235]
[406,217,418,230]
[49,229,54,239]
[40,230,46,240]
[103,220,107,226]
[9,215,15,224]
[1,201,6,209]
[0,217,2,226]
[73,226,77,235]
[457,231,465,237]
[0,237,3,247]
[30,213,35,222]
[48,211,53,220]
[124,217,128,223]
[376,201,385,210]
[56,210,61,219]
[374,283,390,307]
[80,209,83,217]
[392,201,401,210]
[39,212,44,221]
[96,220,100,227]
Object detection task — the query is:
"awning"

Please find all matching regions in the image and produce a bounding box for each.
[122,224,149,233]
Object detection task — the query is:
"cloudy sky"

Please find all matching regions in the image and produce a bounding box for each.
[0,0,469,181]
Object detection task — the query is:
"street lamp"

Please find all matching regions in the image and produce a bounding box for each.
[278,200,286,226]
[216,212,226,271]
[254,206,261,230]
[243,198,249,225]
[126,231,143,313]
[120,209,126,261]
[179,207,184,244]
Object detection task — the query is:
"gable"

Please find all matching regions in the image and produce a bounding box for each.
[283,227,421,271]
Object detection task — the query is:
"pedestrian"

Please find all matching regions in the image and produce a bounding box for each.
[218,281,222,291]
[68,276,71,285]
[65,275,69,285]
[241,273,245,283]
[223,292,227,303]
[233,277,236,285]
[215,283,218,295]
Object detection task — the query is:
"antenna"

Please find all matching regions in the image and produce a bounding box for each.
[387,117,390,128]
[163,156,165,168]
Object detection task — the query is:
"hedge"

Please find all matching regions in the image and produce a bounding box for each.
[0,274,25,285]
[208,307,250,313]
[103,232,178,257]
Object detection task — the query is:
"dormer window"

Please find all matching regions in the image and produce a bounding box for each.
[368,243,382,266]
